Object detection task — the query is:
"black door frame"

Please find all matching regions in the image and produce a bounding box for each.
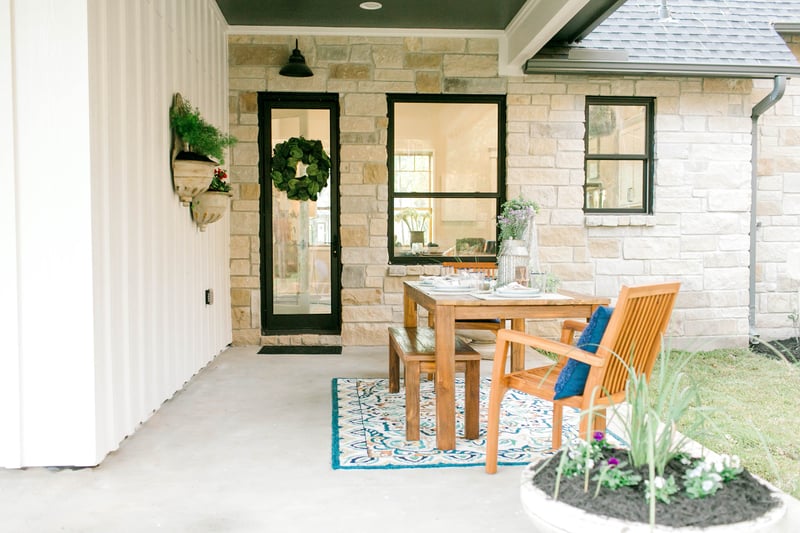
[257,92,341,335]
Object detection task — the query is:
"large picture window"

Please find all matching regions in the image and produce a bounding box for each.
[388,94,506,263]
[584,97,654,214]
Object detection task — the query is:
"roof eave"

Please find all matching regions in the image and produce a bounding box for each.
[773,22,800,34]
[524,59,800,79]
[548,0,629,44]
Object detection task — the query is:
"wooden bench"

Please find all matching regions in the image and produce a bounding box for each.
[388,326,481,441]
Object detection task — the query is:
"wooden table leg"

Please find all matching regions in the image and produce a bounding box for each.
[463,360,479,440]
[510,317,525,372]
[434,304,456,450]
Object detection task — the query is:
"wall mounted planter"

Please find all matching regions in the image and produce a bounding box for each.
[169,92,236,228]
[172,153,216,205]
[191,190,232,231]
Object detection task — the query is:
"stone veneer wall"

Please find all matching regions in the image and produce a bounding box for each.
[754,33,800,341]
[226,35,506,346]
[227,33,797,349]
[509,75,756,349]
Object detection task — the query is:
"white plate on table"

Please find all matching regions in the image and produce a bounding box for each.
[495,288,541,298]
[493,292,540,299]
[428,285,471,293]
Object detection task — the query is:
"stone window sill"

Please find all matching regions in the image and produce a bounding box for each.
[585,215,655,227]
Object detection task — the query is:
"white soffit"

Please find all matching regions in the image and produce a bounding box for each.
[501,0,591,76]
[230,0,593,78]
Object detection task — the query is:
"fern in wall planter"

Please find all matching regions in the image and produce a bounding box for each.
[169,93,237,205]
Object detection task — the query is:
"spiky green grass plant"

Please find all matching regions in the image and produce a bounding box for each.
[669,346,800,499]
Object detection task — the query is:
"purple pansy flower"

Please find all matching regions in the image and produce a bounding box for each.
[593,431,604,442]
[607,457,619,468]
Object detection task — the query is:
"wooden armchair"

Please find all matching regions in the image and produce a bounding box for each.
[484,282,680,473]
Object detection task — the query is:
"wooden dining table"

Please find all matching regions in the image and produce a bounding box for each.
[403,281,611,450]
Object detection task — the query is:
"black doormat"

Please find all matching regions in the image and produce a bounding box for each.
[257,345,342,355]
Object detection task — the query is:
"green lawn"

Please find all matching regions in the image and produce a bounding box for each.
[672,347,800,499]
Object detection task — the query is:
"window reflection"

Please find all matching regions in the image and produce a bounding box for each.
[389,95,504,261]
[584,98,653,213]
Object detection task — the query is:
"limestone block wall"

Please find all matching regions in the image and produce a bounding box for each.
[227,33,788,350]
[507,75,755,349]
[754,33,800,341]
[227,35,505,346]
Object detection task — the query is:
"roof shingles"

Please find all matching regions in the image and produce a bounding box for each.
[534,0,800,71]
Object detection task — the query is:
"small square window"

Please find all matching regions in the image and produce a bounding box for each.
[585,97,654,214]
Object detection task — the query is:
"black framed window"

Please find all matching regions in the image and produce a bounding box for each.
[388,94,506,264]
[584,97,654,214]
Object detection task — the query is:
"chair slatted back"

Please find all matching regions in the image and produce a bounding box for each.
[441,261,497,278]
[585,282,680,401]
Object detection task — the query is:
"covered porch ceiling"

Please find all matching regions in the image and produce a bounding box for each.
[214,0,625,75]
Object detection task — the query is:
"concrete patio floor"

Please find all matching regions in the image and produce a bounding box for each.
[1,345,797,532]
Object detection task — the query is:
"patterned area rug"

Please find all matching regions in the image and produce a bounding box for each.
[332,377,590,470]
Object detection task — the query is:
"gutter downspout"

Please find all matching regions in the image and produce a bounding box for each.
[749,75,787,338]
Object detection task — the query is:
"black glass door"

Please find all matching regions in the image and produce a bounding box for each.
[258,93,340,335]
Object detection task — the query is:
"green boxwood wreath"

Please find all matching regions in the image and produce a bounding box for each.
[270,136,331,201]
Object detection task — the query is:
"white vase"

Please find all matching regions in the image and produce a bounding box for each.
[519,462,788,533]
[410,230,425,254]
[497,238,529,287]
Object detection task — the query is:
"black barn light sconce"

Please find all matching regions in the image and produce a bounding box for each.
[280,39,313,77]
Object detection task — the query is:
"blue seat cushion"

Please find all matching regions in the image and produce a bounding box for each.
[553,306,614,400]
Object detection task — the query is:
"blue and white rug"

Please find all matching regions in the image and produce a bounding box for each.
[332,377,587,470]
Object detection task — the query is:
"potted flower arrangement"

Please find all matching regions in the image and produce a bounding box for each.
[169,93,237,205]
[497,196,539,243]
[519,351,788,532]
[496,196,539,286]
[192,167,233,231]
[395,208,430,252]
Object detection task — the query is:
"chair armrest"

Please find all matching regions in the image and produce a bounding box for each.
[563,319,588,334]
[560,319,588,345]
[495,328,606,368]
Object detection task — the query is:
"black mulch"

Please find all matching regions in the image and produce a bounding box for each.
[529,449,781,528]
[749,337,800,364]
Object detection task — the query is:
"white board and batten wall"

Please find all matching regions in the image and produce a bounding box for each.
[0,0,231,467]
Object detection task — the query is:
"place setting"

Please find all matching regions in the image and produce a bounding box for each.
[418,272,492,295]
[470,268,552,300]
[493,284,541,298]
[416,268,570,300]
[470,282,542,300]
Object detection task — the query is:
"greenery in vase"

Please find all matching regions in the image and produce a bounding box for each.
[497,196,539,241]
[170,96,237,164]
[208,168,231,193]
[540,272,560,293]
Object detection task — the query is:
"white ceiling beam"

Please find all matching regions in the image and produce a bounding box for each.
[500,0,590,76]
